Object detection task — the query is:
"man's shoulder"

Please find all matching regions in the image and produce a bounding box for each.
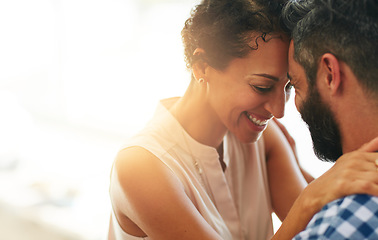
[294,194,378,240]
[325,194,378,213]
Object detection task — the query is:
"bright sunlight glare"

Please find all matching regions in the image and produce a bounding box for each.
[0,0,331,239]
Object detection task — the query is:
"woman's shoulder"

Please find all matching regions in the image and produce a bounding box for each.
[115,146,156,171]
[262,119,295,153]
[114,146,182,191]
[111,147,186,217]
[262,120,281,152]
[110,145,216,239]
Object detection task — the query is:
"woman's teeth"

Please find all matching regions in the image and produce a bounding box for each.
[246,113,269,126]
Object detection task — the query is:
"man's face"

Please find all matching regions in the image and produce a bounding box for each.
[288,41,343,162]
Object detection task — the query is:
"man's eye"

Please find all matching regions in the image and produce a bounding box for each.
[285,82,294,92]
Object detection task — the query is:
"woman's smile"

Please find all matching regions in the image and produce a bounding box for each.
[245,111,272,127]
[243,111,272,133]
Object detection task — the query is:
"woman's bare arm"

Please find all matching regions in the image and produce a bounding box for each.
[264,120,307,221]
[110,146,222,240]
[273,118,314,183]
[270,135,378,240]
[110,137,378,240]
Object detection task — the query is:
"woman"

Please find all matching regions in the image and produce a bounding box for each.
[108,0,378,239]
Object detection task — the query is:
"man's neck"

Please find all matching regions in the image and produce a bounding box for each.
[333,75,378,153]
[341,113,378,153]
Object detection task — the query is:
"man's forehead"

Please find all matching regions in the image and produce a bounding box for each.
[287,41,296,79]
[288,40,295,63]
[287,40,308,87]
[287,41,304,73]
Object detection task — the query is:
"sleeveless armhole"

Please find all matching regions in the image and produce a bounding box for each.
[110,207,148,240]
[110,145,187,240]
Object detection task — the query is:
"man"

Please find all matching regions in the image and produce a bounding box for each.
[282,0,378,239]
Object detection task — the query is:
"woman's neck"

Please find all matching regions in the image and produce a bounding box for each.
[169,84,227,148]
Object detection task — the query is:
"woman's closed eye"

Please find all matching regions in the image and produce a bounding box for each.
[250,84,273,93]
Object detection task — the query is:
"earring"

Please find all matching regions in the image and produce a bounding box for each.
[198,78,205,83]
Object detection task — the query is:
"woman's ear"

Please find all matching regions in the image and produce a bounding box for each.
[319,53,341,95]
[192,48,209,81]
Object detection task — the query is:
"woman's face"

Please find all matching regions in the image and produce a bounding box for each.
[206,36,290,143]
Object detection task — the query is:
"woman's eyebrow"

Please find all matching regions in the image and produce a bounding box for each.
[252,73,279,82]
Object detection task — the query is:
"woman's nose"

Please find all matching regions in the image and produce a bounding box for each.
[264,89,286,119]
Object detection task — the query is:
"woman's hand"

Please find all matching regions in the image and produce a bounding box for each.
[272,137,378,240]
[302,136,378,211]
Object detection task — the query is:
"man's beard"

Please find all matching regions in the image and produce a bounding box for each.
[299,86,343,162]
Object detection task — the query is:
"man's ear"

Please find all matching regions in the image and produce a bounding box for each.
[192,48,209,81]
[319,53,342,95]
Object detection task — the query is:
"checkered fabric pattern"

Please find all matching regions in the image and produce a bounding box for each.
[294,194,378,240]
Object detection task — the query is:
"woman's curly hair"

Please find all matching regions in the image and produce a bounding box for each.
[181,0,288,71]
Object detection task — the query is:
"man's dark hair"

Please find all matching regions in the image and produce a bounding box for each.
[282,0,378,95]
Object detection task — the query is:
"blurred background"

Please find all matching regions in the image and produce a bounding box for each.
[0,0,332,239]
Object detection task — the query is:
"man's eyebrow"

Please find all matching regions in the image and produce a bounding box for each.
[252,73,279,82]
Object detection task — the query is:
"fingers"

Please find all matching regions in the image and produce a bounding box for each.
[331,151,378,195]
[359,137,378,152]
[342,177,378,197]
[307,140,378,210]
[337,150,378,167]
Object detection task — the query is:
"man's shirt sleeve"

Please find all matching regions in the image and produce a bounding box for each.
[293,194,378,240]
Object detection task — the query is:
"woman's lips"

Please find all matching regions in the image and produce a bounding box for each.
[245,112,272,127]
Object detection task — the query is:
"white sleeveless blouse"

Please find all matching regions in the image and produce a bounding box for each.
[109,98,274,240]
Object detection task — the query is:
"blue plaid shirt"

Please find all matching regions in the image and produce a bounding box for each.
[294,194,378,239]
